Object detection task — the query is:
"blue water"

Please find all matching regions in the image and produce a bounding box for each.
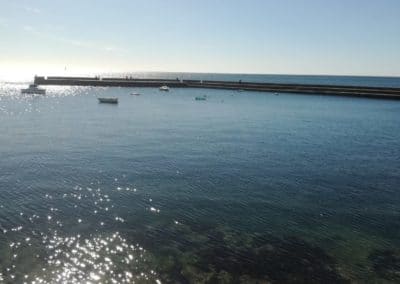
[0,74,400,283]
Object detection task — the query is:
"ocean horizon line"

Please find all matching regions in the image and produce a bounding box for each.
[1,70,400,83]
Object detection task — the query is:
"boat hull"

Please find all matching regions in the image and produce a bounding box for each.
[21,89,46,95]
[159,86,170,91]
[98,98,118,104]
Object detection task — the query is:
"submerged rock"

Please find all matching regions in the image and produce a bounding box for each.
[144,224,349,283]
[369,249,400,281]
[197,235,348,283]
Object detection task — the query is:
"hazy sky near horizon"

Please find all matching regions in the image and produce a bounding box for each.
[0,0,399,78]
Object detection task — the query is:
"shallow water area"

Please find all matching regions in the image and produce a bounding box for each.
[0,76,400,283]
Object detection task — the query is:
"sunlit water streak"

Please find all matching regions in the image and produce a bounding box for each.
[0,183,161,283]
[0,75,400,283]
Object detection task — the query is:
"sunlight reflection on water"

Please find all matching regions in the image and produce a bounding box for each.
[0,82,92,99]
[32,231,157,283]
[1,183,161,283]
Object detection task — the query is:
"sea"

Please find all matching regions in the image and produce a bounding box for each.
[0,72,399,283]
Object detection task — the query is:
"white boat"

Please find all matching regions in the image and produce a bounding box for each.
[98,97,118,104]
[130,92,140,96]
[159,85,170,91]
[21,84,46,95]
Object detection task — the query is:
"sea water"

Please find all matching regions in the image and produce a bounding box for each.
[0,74,400,283]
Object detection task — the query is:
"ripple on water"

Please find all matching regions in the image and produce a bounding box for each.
[3,231,159,283]
[31,231,158,283]
[0,182,162,283]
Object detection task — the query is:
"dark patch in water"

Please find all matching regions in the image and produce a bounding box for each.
[141,224,349,283]
[369,249,400,281]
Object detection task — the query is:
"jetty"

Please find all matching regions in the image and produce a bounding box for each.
[33,76,400,100]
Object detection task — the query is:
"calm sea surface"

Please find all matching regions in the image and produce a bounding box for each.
[0,73,400,283]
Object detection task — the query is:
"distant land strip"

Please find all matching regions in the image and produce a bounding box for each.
[34,76,400,100]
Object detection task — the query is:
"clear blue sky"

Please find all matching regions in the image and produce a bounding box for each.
[0,0,399,79]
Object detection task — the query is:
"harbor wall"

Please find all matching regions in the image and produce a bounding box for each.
[33,76,400,100]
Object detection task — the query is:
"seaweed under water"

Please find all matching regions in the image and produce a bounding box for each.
[137,223,350,284]
[369,249,400,282]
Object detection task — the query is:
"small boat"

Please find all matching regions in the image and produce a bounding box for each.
[159,86,170,92]
[130,92,140,96]
[98,97,118,104]
[195,96,206,101]
[21,84,46,95]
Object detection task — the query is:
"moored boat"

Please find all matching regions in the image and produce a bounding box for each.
[159,85,170,91]
[21,84,46,95]
[98,97,118,104]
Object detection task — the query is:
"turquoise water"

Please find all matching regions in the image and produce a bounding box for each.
[0,75,400,283]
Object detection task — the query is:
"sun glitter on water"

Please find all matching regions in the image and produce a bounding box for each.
[30,231,158,283]
[1,182,161,283]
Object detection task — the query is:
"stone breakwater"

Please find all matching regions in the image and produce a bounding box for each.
[34,76,400,100]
